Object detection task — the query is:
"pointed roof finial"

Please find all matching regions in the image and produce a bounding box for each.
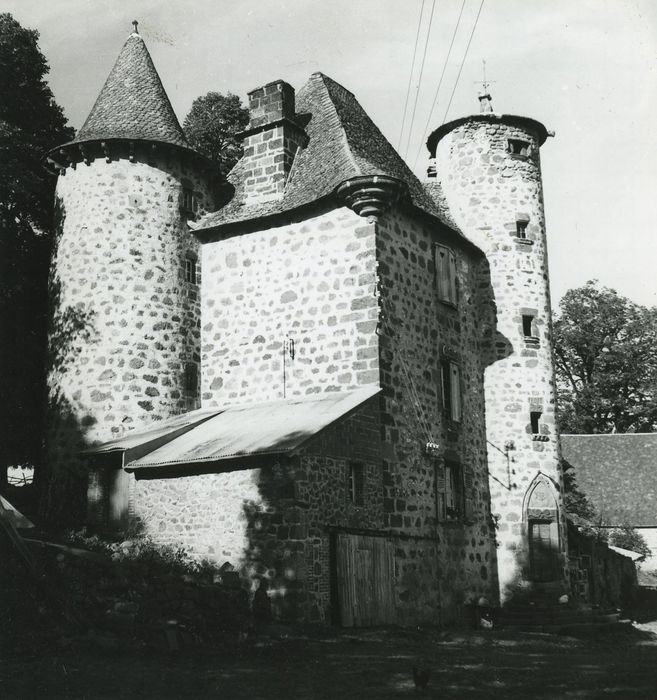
[475,59,495,114]
[132,20,139,35]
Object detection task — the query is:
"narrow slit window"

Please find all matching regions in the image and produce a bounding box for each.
[522,315,534,337]
[530,411,541,434]
[184,363,198,395]
[348,462,364,506]
[516,220,528,239]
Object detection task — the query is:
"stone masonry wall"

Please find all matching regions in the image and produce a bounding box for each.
[375,208,499,617]
[431,117,568,602]
[201,207,378,407]
[128,401,382,623]
[46,152,212,519]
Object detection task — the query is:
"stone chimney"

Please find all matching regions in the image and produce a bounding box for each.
[241,80,307,204]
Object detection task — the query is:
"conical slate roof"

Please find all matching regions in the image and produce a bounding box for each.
[71,31,190,148]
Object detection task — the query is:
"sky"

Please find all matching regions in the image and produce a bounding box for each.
[5,0,657,308]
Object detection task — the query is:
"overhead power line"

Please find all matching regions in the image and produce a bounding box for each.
[397,0,426,152]
[412,0,467,171]
[403,0,437,160]
[440,0,486,126]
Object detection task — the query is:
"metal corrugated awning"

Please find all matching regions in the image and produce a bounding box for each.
[123,386,380,472]
[82,407,222,464]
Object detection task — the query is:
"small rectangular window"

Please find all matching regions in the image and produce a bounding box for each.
[185,257,197,285]
[348,462,364,506]
[184,363,198,395]
[530,411,541,434]
[180,186,198,217]
[522,315,534,337]
[516,221,528,239]
[435,244,458,305]
[441,361,462,422]
[508,139,531,157]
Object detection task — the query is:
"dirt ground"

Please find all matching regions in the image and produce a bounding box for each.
[3,622,657,699]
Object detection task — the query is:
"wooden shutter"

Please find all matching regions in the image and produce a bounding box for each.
[450,362,461,422]
[435,462,446,521]
[463,467,474,521]
[435,245,451,301]
[448,250,458,303]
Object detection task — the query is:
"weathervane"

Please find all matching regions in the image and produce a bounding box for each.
[474,60,495,113]
[132,20,139,35]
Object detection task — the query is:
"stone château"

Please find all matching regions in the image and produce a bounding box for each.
[44,26,567,625]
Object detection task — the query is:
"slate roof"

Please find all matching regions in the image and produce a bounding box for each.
[66,32,192,150]
[561,434,657,527]
[195,73,462,237]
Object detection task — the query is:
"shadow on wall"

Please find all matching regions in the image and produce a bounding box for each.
[240,455,307,623]
[39,198,98,526]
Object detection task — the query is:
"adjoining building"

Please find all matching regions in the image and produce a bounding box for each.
[44,26,568,625]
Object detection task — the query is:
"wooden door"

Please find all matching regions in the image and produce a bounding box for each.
[529,520,560,582]
[336,533,396,627]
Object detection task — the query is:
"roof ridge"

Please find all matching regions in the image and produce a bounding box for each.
[310,73,362,178]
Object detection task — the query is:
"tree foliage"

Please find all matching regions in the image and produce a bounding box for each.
[0,14,74,491]
[182,92,248,178]
[553,281,657,434]
[609,525,651,559]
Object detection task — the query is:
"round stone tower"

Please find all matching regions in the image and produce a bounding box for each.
[426,94,568,603]
[44,26,215,520]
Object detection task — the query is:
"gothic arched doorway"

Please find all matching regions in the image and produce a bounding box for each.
[524,475,561,582]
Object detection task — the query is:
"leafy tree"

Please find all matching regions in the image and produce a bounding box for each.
[553,281,657,434]
[609,525,651,559]
[0,14,74,495]
[182,92,249,178]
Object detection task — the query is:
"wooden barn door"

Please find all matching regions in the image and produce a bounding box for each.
[336,533,396,627]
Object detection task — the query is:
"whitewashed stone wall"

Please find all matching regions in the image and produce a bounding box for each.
[46,152,213,517]
[431,117,568,601]
[201,207,378,406]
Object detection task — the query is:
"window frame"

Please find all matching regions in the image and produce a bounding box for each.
[516,220,528,239]
[347,461,365,507]
[436,460,473,522]
[184,255,198,285]
[441,360,462,423]
[434,244,458,306]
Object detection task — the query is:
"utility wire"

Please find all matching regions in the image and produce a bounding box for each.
[403,0,437,160]
[397,0,426,152]
[412,0,467,171]
[440,0,486,126]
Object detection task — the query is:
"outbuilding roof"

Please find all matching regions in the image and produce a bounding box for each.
[560,433,657,527]
[84,387,380,473]
[64,30,192,151]
[194,72,461,236]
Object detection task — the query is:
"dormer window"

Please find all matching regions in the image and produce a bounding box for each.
[508,139,531,157]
